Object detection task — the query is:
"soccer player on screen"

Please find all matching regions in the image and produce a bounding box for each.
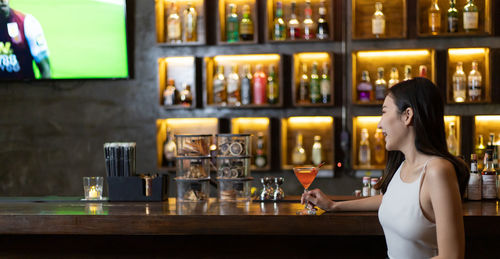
[0,0,51,79]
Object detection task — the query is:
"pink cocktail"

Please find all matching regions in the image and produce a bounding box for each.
[293,166,319,215]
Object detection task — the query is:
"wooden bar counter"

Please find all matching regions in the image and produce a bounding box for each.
[0,197,499,258]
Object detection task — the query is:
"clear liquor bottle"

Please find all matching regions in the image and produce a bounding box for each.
[468,61,482,102]
[163,128,177,167]
[267,64,279,104]
[388,67,399,88]
[239,4,253,41]
[468,153,482,200]
[302,0,315,40]
[374,128,385,165]
[463,0,479,32]
[359,128,371,166]
[320,62,331,104]
[452,62,466,102]
[447,122,458,156]
[292,133,307,165]
[316,0,329,40]
[403,65,412,81]
[476,134,486,170]
[167,3,181,43]
[183,3,197,42]
[362,176,371,197]
[213,65,227,105]
[310,62,320,103]
[447,0,458,33]
[288,1,301,40]
[311,135,323,166]
[298,63,309,104]
[163,78,177,106]
[240,64,252,105]
[372,2,385,38]
[226,4,239,42]
[374,67,387,101]
[428,0,441,35]
[227,65,241,106]
[273,1,286,40]
[357,71,372,102]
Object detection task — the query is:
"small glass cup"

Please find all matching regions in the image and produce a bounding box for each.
[83,176,104,200]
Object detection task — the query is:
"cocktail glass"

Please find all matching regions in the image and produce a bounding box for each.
[293,166,319,215]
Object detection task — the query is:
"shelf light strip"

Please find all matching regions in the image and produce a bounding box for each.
[448,48,486,55]
[356,116,381,123]
[288,116,333,124]
[476,116,500,122]
[357,50,430,58]
[214,54,280,63]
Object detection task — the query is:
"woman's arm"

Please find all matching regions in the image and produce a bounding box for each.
[302,189,383,212]
[426,161,465,259]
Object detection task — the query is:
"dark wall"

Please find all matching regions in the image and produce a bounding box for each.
[0,0,364,196]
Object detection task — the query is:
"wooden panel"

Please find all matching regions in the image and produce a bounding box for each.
[265,0,335,42]
[156,118,218,168]
[417,0,491,36]
[204,54,283,107]
[158,56,196,108]
[217,0,259,44]
[281,116,334,170]
[231,117,271,171]
[155,0,206,45]
[292,52,334,107]
[352,0,407,40]
[352,116,385,170]
[352,49,436,105]
[446,48,491,104]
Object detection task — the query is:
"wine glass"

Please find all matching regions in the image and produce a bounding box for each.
[293,166,319,215]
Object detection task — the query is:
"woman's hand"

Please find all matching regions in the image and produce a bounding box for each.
[301,188,336,212]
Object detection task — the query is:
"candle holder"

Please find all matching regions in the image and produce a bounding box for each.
[83,176,104,200]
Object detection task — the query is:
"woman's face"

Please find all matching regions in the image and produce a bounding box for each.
[377,95,409,151]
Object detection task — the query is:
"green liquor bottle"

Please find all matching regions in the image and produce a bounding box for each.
[463,0,479,32]
[240,4,253,41]
[226,4,239,42]
[273,1,286,40]
[310,62,320,103]
[447,0,458,33]
[267,64,279,104]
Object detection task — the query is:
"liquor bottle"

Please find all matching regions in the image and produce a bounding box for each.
[372,2,385,38]
[481,150,496,200]
[476,134,486,169]
[267,64,279,104]
[253,64,267,104]
[447,122,458,156]
[428,0,441,35]
[359,128,371,166]
[239,4,253,41]
[213,65,227,105]
[167,3,181,43]
[183,3,197,42]
[403,65,412,81]
[273,1,286,40]
[362,176,371,197]
[374,67,387,101]
[452,62,466,103]
[370,178,380,196]
[316,0,329,40]
[288,1,301,40]
[302,0,315,40]
[320,62,331,104]
[468,61,482,102]
[163,128,177,167]
[374,128,385,165]
[227,65,241,106]
[163,78,177,106]
[226,4,239,43]
[447,0,458,33]
[310,62,321,103]
[292,133,307,165]
[463,0,479,32]
[311,135,323,166]
[419,65,428,78]
[487,133,497,169]
[468,153,482,200]
[298,63,309,104]
[255,132,267,168]
[388,67,399,88]
[179,83,192,106]
[357,71,372,102]
[240,64,252,105]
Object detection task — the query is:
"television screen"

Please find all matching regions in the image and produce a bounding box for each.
[1,0,129,80]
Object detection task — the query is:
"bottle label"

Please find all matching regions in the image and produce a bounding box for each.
[320,79,330,100]
[357,82,372,91]
[463,12,478,30]
[241,78,251,105]
[362,187,370,197]
[253,77,266,104]
[168,21,181,39]
[375,85,386,100]
[186,15,195,36]
[372,18,385,35]
[240,22,253,35]
[482,174,496,199]
[468,88,481,99]
[359,145,370,164]
[448,17,458,32]
[370,187,378,197]
[429,13,441,31]
[468,173,481,200]
[213,81,225,104]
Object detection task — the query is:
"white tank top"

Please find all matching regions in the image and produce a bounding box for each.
[378,160,438,259]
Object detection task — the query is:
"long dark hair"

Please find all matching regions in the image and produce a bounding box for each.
[378,77,469,198]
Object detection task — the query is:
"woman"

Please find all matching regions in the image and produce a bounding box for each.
[302,78,469,259]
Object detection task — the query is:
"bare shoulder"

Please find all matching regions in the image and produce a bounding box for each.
[424,157,458,184]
